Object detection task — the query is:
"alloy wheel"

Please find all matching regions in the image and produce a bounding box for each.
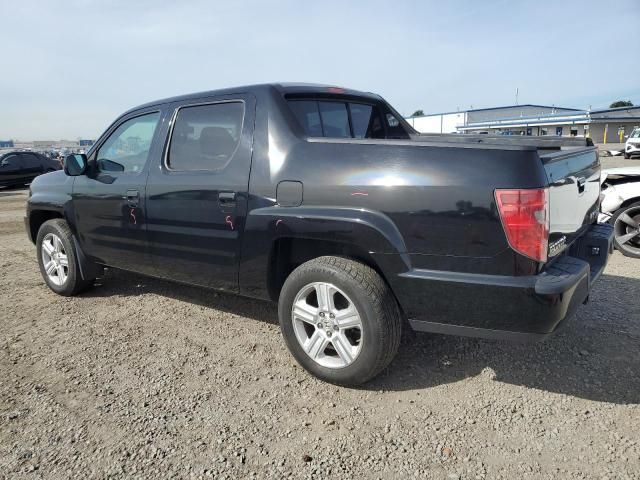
[614,206,640,256]
[291,282,363,369]
[41,233,69,286]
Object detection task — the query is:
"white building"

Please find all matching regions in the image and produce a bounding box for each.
[406,104,640,144]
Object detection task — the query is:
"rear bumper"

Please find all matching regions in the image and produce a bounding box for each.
[397,223,614,341]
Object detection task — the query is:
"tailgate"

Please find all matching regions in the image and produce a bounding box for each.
[540,146,601,257]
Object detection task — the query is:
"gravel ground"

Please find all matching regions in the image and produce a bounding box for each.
[599,146,637,170]
[1,182,639,480]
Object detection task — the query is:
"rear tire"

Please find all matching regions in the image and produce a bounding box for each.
[278,256,402,386]
[36,219,94,296]
[611,201,640,258]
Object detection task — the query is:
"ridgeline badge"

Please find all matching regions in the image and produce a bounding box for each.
[549,235,567,256]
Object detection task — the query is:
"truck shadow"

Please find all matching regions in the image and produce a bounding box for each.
[83,270,639,405]
[371,272,640,404]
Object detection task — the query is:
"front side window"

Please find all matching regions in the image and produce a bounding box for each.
[631,128,640,139]
[1,154,19,168]
[96,112,160,173]
[167,102,244,171]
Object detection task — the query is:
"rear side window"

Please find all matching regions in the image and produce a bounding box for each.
[384,112,407,138]
[168,102,244,171]
[1,154,20,168]
[288,101,322,136]
[288,99,407,139]
[349,103,385,139]
[318,102,350,138]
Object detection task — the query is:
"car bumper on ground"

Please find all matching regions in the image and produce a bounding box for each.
[395,223,614,341]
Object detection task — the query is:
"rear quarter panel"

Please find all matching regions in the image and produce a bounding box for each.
[241,94,549,298]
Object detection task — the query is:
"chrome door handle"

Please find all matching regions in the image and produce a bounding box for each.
[126,189,139,207]
[218,191,236,206]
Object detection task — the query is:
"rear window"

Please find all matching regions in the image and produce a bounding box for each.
[318,102,350,138]
[288,99,407,139]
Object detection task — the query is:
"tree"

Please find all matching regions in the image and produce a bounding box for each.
[410,110,424,117]
[609,100,633,108]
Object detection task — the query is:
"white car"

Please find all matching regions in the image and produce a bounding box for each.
[599,167,640,257]
[624,128,640,159]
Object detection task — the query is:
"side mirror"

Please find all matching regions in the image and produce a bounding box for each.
[96,158,124,172]
[64,153,88,176]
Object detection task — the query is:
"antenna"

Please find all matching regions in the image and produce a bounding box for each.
[515,88,519,105]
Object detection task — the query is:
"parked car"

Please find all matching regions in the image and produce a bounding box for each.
[599,167,640,258]
[25,84,613,385]
[0,151,61,188]
[624,128,640,159]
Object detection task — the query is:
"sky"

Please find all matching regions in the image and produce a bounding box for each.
[1,0,639,140]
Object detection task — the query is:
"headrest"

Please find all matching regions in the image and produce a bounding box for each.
[199,127,236,156]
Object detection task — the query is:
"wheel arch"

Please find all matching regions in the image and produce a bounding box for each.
[28,209,64,244]
[619,196,640,210]
[266,237,390,302]
[30,211,103,280]
[240,206,411,307]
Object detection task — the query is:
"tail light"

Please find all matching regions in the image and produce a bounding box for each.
[495,188,549,262]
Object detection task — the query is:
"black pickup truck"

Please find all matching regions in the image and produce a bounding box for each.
[26,83,614,385]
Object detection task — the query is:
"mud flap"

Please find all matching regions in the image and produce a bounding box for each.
[72,236,104,280]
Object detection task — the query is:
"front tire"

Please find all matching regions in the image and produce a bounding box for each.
[611,202,640,258]
[278,256,401,386]
[36,219,94,295]
[624,152,631,159]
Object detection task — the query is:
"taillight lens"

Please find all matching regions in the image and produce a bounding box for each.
[495,188,549,262]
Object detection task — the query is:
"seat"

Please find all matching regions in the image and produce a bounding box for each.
[199,127,237,169]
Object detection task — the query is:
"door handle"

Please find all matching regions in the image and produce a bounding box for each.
[126,189,139,207]
[218,191,236,207]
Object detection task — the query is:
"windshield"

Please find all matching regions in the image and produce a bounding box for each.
[630,128,640,139]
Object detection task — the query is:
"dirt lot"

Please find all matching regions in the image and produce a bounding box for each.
[1,166,639,479]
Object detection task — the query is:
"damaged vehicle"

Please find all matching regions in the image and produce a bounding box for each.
[599,167,640,258]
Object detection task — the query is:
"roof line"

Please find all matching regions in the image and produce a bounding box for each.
[409,104,584,118]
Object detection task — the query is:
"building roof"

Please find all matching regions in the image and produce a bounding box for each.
[466,103,583,113]
[408,103,583,118]
[590,105,640,114]
[453,105,640,130]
